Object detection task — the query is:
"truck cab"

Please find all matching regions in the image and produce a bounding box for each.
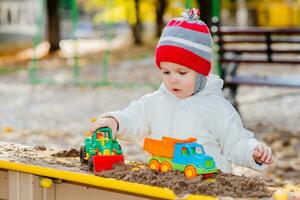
[173,142,216,173]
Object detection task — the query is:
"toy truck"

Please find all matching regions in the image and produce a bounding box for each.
[143,136,217,179]
[80,127,124,173]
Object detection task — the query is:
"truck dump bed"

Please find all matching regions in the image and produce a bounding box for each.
[143,137,196,158]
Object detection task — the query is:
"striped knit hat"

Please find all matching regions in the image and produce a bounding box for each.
[156,8,212,76]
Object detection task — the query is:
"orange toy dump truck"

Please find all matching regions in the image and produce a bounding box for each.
[143,136,217,178]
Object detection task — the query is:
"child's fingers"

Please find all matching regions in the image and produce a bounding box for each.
[254,145,264,157]
[90,122,100,132]
[254,157,263,164]
[269,156,274,165]
[253,144,274,165]
[253,149,263,164]
[111,129,117,139]
[264,152,273,164]
[260,147,269,162]
[90,118,106,132]
[253,149,260,158]
[90,118,118,138]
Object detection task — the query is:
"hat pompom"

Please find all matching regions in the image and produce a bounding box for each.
[182,8,200,21]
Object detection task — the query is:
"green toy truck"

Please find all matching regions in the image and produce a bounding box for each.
[80,127,124,173]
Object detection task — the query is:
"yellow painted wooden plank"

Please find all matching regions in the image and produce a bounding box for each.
[0,160,217,200]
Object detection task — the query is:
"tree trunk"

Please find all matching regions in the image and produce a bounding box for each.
[155,0,167,38]
[131,0,142,45]
[47,0,60,52]
[196,0,213,28]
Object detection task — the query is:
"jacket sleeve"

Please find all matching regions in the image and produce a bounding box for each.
[99,95,150,141]
[215,99,269,171]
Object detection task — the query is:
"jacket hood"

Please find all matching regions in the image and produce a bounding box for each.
[198,74,224,97]
[159,74,224,98]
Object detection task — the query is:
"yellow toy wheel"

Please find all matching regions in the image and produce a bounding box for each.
[160,161,172,172]
[149,159,160,171]
[184,165,197,179]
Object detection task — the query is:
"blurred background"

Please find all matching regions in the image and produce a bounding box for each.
[1,0,300,184]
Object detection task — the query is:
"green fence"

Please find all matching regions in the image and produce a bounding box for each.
[29,0,221,87]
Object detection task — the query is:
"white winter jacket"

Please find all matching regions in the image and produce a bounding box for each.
[102,74,268,173]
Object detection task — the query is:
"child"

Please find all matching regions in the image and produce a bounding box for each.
[90,9,273,173]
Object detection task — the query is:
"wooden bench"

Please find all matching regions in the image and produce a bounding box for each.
[216,27,300,108]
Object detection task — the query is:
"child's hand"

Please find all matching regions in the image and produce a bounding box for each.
[252,144,274,165]
[90,117,119,139]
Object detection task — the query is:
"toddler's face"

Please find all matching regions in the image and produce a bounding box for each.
[160,62,196,99]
